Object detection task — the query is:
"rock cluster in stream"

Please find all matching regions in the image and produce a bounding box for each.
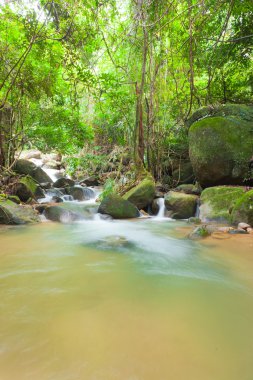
[1,105,253,240]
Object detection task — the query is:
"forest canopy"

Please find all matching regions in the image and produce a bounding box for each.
[0,0,252,176]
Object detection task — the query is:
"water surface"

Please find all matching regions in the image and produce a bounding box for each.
[0,219,253,380]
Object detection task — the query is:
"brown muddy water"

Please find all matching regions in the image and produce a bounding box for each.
[0,219,253,380]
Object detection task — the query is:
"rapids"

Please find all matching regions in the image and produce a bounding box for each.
[0,208,253,379]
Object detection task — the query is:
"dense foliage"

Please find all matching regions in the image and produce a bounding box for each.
[0,0,252,176]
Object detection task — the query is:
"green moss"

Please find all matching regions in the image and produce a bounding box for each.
[98,194,140,219]
[0,198,40,224]
[123,177,155,209]
[165,191,198,219]
[189,116,253,186]
[20,176,38,194]
[231,190,253,226]
[200,186,245,222]
[186,104,253,128]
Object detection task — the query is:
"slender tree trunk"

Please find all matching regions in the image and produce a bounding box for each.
[134,26,148,169]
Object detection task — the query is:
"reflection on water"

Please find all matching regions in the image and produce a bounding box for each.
[0,220,253,380]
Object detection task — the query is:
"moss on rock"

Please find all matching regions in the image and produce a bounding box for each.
[0,198,40,224]
[98,194,140,219]
[231,190,253,226]
[13,175,45,202]
[123,177,155,209]
[199,186,245,223]
[189,115,253,187]
[164,191,198,219]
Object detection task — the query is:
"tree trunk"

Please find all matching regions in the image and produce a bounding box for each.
[0,105,15,168]
[134,26,148,169]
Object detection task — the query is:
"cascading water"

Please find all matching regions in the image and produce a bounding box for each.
[155,197,166,219]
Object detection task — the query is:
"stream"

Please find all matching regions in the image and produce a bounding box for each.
[1,205,253,379]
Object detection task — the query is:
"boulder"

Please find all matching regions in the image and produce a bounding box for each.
[199,186,245,223]
[12,175,45,202]
[14,159,52,184]
[53,177,75,188]
[44,205,82,223]
[80,176,100,186]
[44,202,97,222]
[164,191,198,219]
[188,104,253,187]
[175,183,202,195]
[67,185,95,201]
[188,226,211,240]
[123,177,155,209]
[98,194,140,219]
[231,190,253,226]
[0,198,40,224]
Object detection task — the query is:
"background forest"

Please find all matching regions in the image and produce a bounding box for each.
[0,0,252,180]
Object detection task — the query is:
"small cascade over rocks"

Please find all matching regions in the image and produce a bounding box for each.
[155,198,166,219]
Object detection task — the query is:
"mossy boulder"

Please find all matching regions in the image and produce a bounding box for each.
[14,159,52,184]
[123,177,155,209]
[199,186,245,223]
[12,176,45,202]
[188,105,253,187]
[231,190,253,226]
[164,191,198,219]
[0,198,40,224]
[98,194,140,219]
[186,103,253,128]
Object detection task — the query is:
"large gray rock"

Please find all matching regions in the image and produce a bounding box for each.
[98,194,140,219]
[14,159,52,184]
[44,202,97,223]
[0,198,40,224]
[188,104,253,187]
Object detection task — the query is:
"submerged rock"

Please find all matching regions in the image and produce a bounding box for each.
[95,235,135,251]
[80,176,100,186]
[98,194,140,219]
[231,190,253,227]
[199,186,245,223]
[188,104,253,187]
[164,191,198,219]
[123,177,155,209]
[44,202,97,222]
[14,159,52,184]
[0,198,40,224]
[188,226,211,240]
[44,205,81,223]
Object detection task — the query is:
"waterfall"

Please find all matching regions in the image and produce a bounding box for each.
[155,198,165,219]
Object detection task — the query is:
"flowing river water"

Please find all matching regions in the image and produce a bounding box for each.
[0,213,253,380]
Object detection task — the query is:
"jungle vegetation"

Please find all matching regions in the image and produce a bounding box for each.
[0,0,252,178]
